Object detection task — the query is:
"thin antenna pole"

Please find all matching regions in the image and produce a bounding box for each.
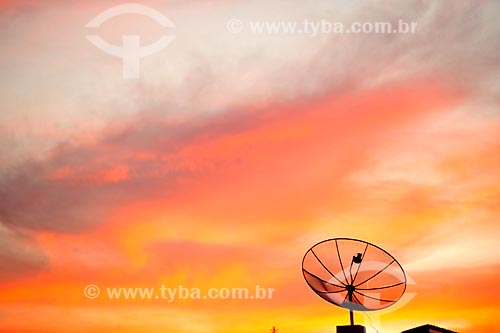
[348,292,354,326]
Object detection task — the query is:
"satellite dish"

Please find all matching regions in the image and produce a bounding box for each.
[302,238,407,327]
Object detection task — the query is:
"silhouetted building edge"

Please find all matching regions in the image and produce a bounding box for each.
[401,324,458,333]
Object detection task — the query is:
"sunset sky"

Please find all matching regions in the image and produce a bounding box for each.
[0,1,499,333]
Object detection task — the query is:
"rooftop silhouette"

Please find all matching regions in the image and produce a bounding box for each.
[401,324,458,333]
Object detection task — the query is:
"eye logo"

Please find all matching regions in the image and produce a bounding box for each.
[86,3,175,79]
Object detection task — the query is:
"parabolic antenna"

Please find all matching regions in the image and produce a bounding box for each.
[302,238,406,327]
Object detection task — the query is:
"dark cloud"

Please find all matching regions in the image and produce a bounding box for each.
[0,224,47,281]
[0,78,459,235]
[0,105,284,233]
